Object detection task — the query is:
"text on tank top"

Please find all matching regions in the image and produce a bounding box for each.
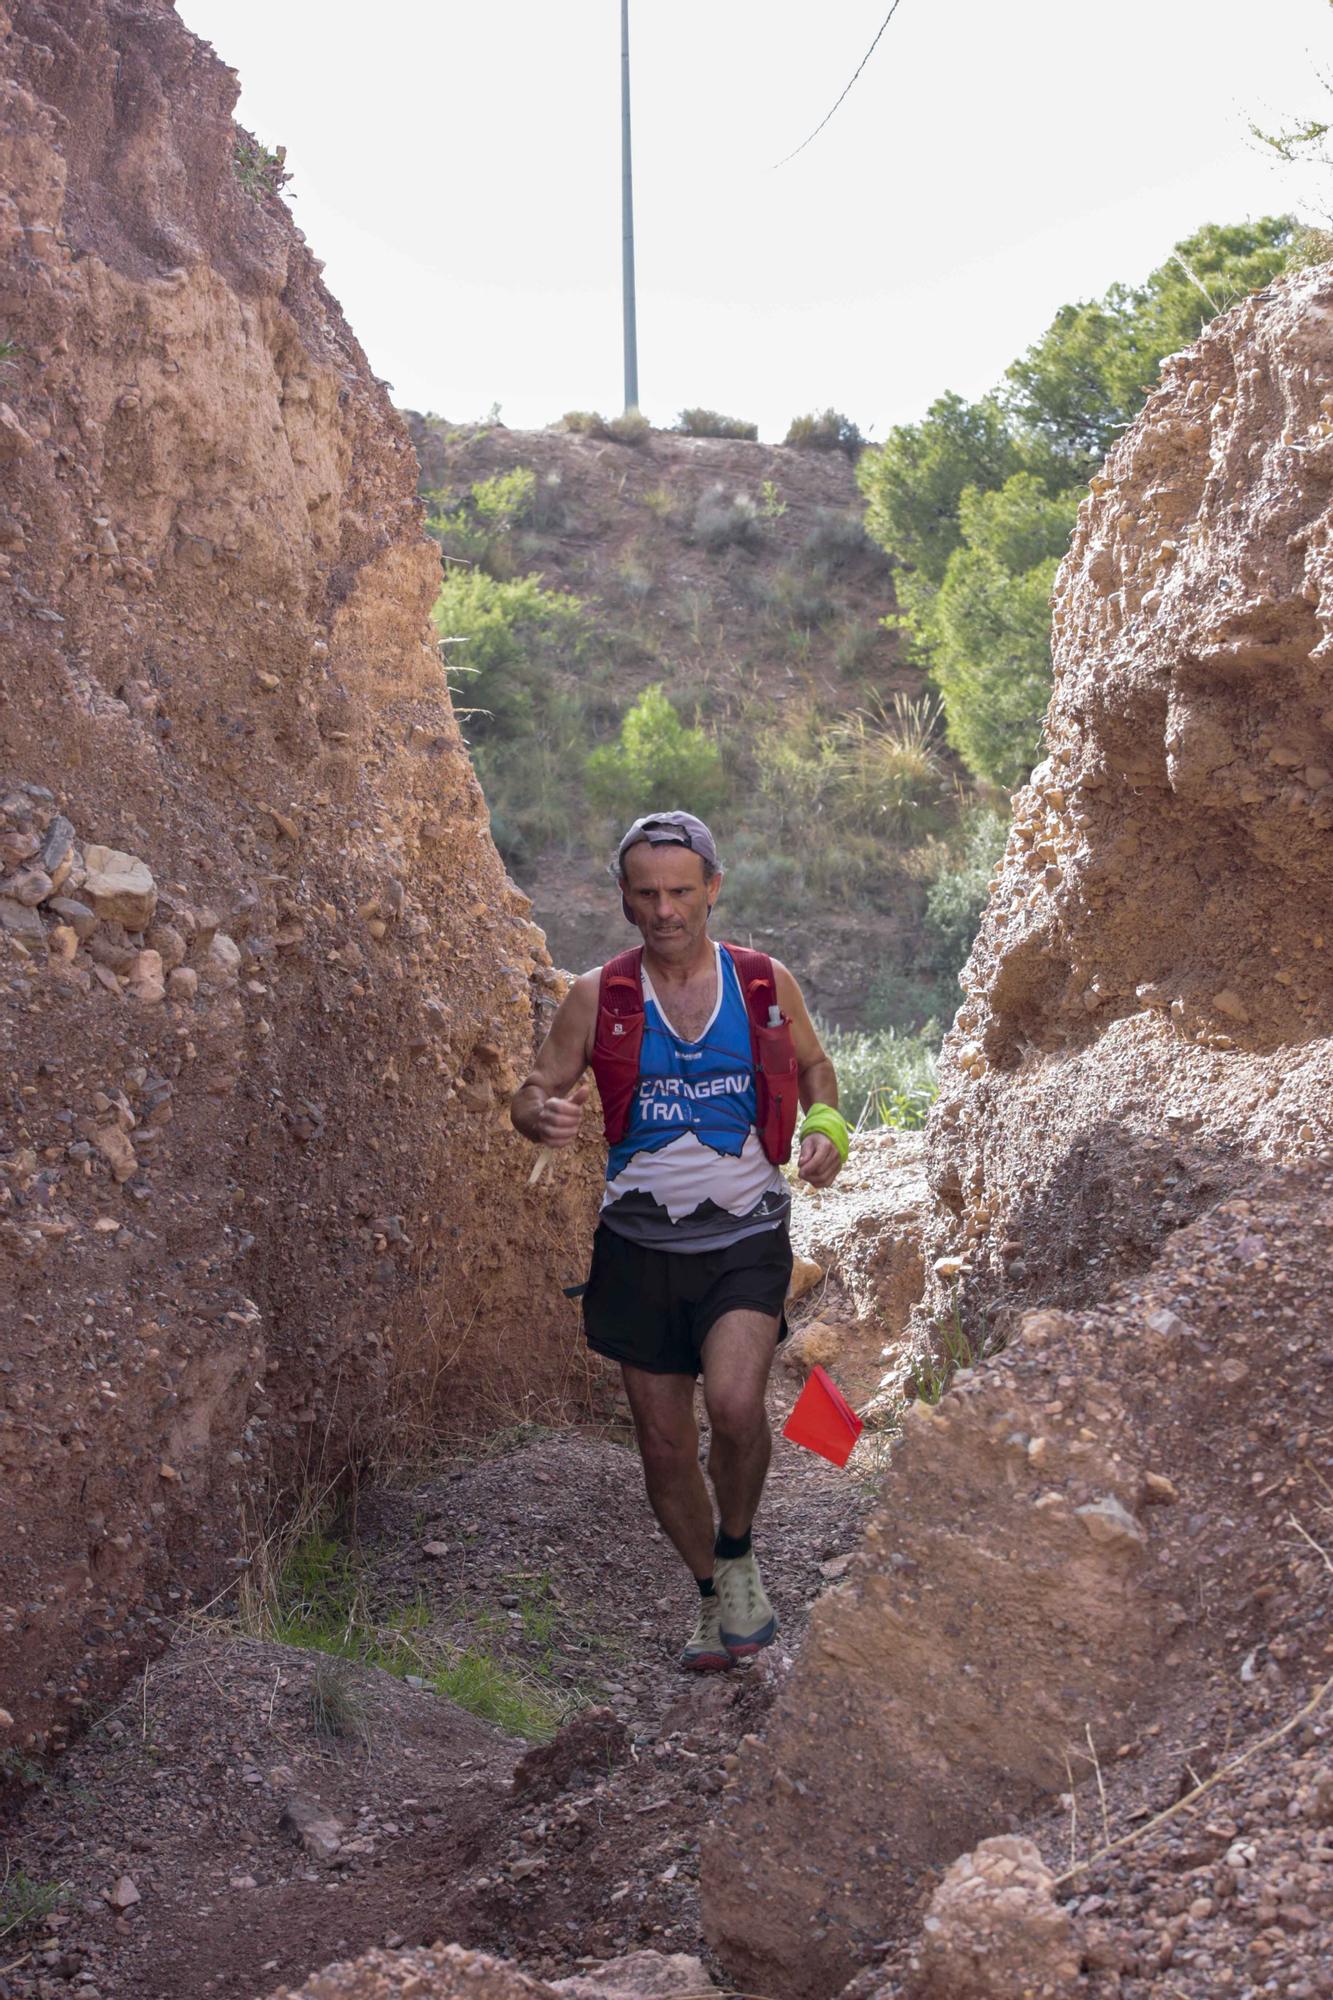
[599,942,790,1253]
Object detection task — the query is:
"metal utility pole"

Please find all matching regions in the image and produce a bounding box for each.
[620,0,639,413]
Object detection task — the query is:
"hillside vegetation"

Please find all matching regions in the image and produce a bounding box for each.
[858,217,1299,786]
[404,415,997,1060]
[403,215,1302,1073]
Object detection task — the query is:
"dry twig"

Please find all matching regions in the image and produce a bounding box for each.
[1086,1723,1111,1848]
[1288,1510,1333,1574]
[1054,1671,1333,1885]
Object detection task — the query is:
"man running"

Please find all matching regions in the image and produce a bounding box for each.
[511,811,847,1672]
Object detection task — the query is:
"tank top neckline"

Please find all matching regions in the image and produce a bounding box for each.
[640,940,724,1048]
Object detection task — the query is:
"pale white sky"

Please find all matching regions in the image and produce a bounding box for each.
[176,0,1332,440]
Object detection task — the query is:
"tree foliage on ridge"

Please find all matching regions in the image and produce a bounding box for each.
[858,216,1299,788]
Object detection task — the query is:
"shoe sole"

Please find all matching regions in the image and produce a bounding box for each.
[720,1614,778,1659]
[679,1649,734,1674]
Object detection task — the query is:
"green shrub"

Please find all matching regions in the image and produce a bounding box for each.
[471,466,537,528]
[802,508,871,571]
[606,409,652,446]
[478,688,604,867]
[863,965,958,1037]
[586,684,725,821]
[431,570,583,736]
[832,620,883,678]
[784,408,865,457]
[232,134,290,199]
[691,483,762,553]
[559,408,652,446]
[642,484,682,524]
[718,853,808,927]
[922,805,1007,973]
[309,1656,372,1749]
[426,466,541,578]
[768,566,834,626]
[823,694,946,838]
[816,1022,938,1128]
[857,392,1024,592]
[752,720,837,838]
[0,1868,65,1942]
[427,510,495,571]
[676,408,759,441]
[613,545,655,602]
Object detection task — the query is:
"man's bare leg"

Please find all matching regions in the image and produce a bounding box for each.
[620,1364,716,1579]
[700,1307,780,1537]
[699,1307,781,1654]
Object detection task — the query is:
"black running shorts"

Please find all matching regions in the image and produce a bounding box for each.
[582,1221,793,1377]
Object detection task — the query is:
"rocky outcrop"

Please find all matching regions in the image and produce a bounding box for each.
[703,269,1333,1998]
[705,1175,1332,1996]
[269,1946,713,2000]
[903,1837,1080,2000]
[921,263,1333,1332]
[0,0,597,1761]
[783,1129,929,1405]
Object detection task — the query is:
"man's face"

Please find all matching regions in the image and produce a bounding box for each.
[620,841,721,960]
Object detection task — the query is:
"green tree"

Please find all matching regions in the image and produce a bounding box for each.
[858,215,1297,785]
[431,570,582,736]
[586,685,726,822]
[1003,217,1297,468]
[857,392,1024,600]
[929,476,1079,788]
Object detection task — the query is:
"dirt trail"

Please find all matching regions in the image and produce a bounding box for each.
[0,1369,866,2000]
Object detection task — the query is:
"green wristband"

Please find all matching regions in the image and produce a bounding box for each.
[798,1102,850,1166]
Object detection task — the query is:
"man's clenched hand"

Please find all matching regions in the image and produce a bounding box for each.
[536,1080,591,1148]
[797,1132,841,1189]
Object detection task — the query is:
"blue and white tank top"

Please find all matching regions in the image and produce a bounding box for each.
[600,942,791,1253]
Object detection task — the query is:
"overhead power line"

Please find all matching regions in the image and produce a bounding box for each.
[771,0,909,170]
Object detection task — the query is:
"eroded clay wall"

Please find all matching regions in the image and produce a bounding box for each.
[703,268,1333,1997]
[922,262,1333,1324]
[0,0,596,1758]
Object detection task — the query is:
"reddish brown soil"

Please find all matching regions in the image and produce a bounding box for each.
[0,1373,864,2000]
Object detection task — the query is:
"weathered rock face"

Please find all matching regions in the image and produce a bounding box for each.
[0,0,597,1760]
[705,1175,1332,1996]
[903,1836,1080,2000]
[703,270,1333,1998]
[923,263,1333,1326]
[783,1129,929,1407]
[268,1945,714,2000]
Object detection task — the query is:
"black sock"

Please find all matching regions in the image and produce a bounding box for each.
[696,1575,717,1599]
[715,1527,752,1561]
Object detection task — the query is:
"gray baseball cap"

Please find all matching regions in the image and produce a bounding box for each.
[615,811,720,921]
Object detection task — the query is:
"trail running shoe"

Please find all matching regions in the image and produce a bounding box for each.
[679,1593,733,1673]
[714,1550,778,1659]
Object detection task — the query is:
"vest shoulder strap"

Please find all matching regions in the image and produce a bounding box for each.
[598,945,644,1015]
[720,941,778,1025]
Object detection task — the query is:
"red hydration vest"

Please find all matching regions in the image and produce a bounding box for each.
[590,943,800,1166]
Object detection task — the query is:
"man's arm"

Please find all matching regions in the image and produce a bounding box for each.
[773,961,842,1189]
[510,971,599,1147]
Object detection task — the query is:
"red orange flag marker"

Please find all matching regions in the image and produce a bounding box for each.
[782,1364,863,1467]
